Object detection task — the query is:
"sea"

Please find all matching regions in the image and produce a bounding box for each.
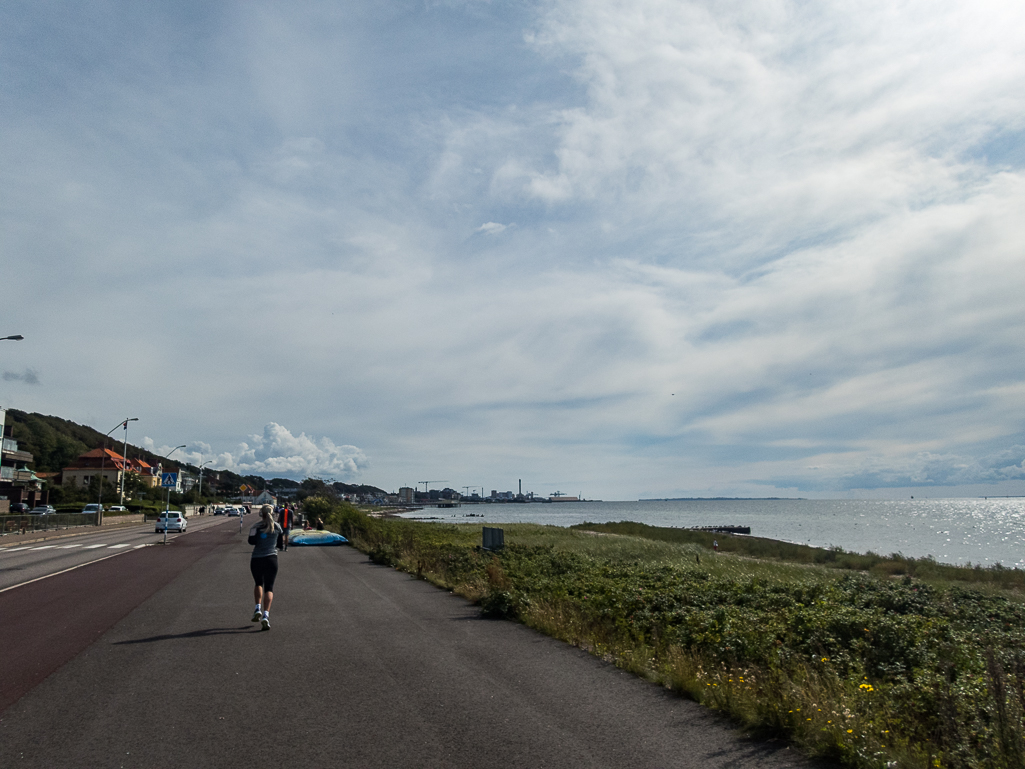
[398,498,1025,569]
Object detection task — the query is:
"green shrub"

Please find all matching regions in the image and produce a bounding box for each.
[326,512,1025,768]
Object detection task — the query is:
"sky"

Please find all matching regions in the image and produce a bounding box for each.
[2,0,1024,500]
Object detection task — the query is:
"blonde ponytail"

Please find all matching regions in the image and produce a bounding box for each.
[260,505,275,533]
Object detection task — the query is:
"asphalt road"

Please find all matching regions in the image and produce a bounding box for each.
[0,515,229,591]
[0,519,830,768]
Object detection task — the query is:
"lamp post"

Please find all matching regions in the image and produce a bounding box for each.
[197,460,212,508]
[161,445,186,511]
[118,418,139,508]
[160,445,186,545]
[96,419,133,526]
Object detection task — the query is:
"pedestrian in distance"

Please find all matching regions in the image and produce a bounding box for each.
[248,505,282,631]
[277,505,292,551]
[316,517,325,531]
[713,539,719,552]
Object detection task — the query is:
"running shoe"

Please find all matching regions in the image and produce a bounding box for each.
[261,615,270,631]
[252,609,262,622]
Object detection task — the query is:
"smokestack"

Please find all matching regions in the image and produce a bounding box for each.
[519,479,522,495]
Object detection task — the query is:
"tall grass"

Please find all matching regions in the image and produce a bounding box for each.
[318,499,1025,769]
[574,521,1025,592]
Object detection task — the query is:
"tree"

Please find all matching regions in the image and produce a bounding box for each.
[122,471,148,500]
[299,478,336,500]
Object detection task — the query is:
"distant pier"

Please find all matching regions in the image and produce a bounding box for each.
[690,525,751,535]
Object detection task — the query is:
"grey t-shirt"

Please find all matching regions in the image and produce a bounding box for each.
[251,522,283,559]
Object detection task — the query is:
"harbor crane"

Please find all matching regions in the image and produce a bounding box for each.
[418,480,448,493]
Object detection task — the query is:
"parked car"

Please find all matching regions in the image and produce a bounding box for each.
[228,507,244,517]
[9,502,29,514]
[82,503,102,514]
[213,507,227,516]
[29,505,57,515]
[155,511,187,533]
[108,505,127,512]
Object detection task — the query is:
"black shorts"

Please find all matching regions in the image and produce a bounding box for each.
[250,555,278,592]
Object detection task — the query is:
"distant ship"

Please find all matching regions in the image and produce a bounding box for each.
[548,491,598,502]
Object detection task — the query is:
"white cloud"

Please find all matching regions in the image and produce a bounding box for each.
[476,221,509,234]
[142,424,368,481]
[833,445,1025,490]
[220,424,369,479]
[2,1,1024,499]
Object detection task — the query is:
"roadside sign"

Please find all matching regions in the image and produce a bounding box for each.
[239,483,249,493]
[161,472,178,488]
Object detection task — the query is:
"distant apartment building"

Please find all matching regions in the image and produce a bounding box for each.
[0,408,47,510]
[398,486,414,504]
[179,471,197,492]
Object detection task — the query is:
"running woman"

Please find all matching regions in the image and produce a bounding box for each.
[249,505,282,631]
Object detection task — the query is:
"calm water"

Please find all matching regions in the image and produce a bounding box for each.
[401,498,1025,568]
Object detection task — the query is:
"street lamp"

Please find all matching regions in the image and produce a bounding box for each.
[161,445,186,510]
[159,445,186,545]
[96,419,132,525]
[197,459,212,506]
[113,418,139,508]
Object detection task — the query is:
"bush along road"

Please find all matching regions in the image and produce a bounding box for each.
[314,499,1025,769]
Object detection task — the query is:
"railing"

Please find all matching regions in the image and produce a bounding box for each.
[0,513,99,535]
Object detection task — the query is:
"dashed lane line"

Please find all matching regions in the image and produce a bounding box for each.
[0,544,156,594]
[2,542,149,554]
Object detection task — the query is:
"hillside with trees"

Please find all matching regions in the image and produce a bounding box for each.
[4,409,386,501]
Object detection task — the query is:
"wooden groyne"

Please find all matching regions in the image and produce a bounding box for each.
[691,525,751,535]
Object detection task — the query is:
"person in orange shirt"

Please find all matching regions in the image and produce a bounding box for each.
[277,505,292,551]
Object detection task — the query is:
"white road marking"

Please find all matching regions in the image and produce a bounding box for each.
[1,547,33,552]
[0,549,141,594]
[58,544,83,549]
[32,546,56,550]
[108,544,132,549]
[83,544,108,549]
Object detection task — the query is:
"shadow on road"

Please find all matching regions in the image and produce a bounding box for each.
[112,627,258,644]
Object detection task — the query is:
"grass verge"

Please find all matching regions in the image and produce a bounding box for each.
[317,498,1025,769]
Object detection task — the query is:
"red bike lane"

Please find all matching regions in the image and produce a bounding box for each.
[0,522,239,714]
